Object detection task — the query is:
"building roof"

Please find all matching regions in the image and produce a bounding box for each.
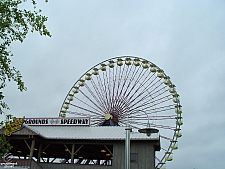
[19,125,159,140]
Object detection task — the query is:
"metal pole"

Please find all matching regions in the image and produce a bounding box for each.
[125,127,131,169]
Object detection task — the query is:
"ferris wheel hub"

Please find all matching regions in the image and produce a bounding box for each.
[104,113,113,120]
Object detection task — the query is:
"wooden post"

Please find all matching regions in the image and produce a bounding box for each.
[71,144,75,163]
[29,139,35,159]
[37,144,42,162]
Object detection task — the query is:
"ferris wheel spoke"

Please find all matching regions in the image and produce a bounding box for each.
[130,93,172,112]
[106,69,114,111]
[69,103,103,116]
[119,121,140,130]
[122,67,147,102]
[76,89,105,113]
[129,78,164,106]
[151,124,176,130]
[113,66,138,109]
[117,65,140,102]
[90,76,109,111]
[96,74,111,111]
[125,70,157,103]
[66,111,98,118]
[74,85,104,112]
[127,120,175,130]
[128,86,167,106]
[83,84,107,112]
[129,115,177,120]
[160,135,173,141]
[113,65,135,109]
[88,78,106,110]
[130,104,176,115]
[99,71,111,112]
[113,64,125,108]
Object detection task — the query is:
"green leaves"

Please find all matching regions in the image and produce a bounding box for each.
[0,0,51,156]
[0,0,51,114]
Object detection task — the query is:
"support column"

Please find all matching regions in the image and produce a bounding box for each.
[29,139,35,159]
[71,144,75,163]
[125,127,131,169]
[37,144,42,162]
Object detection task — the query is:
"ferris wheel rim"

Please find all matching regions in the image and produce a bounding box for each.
[59,56,183,169]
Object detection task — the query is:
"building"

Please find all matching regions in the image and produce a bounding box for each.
[0,119,160,169]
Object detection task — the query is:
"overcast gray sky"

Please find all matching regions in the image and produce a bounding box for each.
[1,0,225,169]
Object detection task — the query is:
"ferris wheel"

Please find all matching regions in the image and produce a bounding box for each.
[59,56,183,169]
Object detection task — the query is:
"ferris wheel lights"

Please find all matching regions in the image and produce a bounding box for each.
[169,84,176,88]
[108,63,114,68]
[164,79,171,85]
[142,63,149,68]
[72,89,79,93]
[125,61,132,65]
[150,67,157,72]
[100,66,106,71]
[108,60,114,68]
[175,133,182,138]
[173,93,179,97]
[134,61,140,66]
[177,120,183,126]
[170,145,178,150]
[109,60,114,63]
[117,61,123,66]
[157,69,163,73]
[165,156,173,161]
[175,109,182,114]
[63,105,69,109]
[170,140,178,143]
[68,93,74,97]
[142,60,149,68]
[78,79,85,86]
[78,82,84,86]
[85,76,91,80]
[157,73,165,78]
[92,68,99,75]
[175,104,182,108]
[67,97,73,101]
[149,63,156,67]
[85,73,92,80]
[60,113,66,118]
[172,98,180,103]
[169,88,176,93]
[175,116,182,119]
[125,57,131,61]
[125,57,132,65]
[64,102,69,105]
[117,58,123,65]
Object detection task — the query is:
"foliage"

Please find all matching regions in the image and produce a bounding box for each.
[0,114,16,157]
[0,0,51,114]
[0,0,51,157]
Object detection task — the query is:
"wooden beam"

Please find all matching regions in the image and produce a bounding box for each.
[37,143,42,162]
[29,139,35,159]
[71,144,75,163]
